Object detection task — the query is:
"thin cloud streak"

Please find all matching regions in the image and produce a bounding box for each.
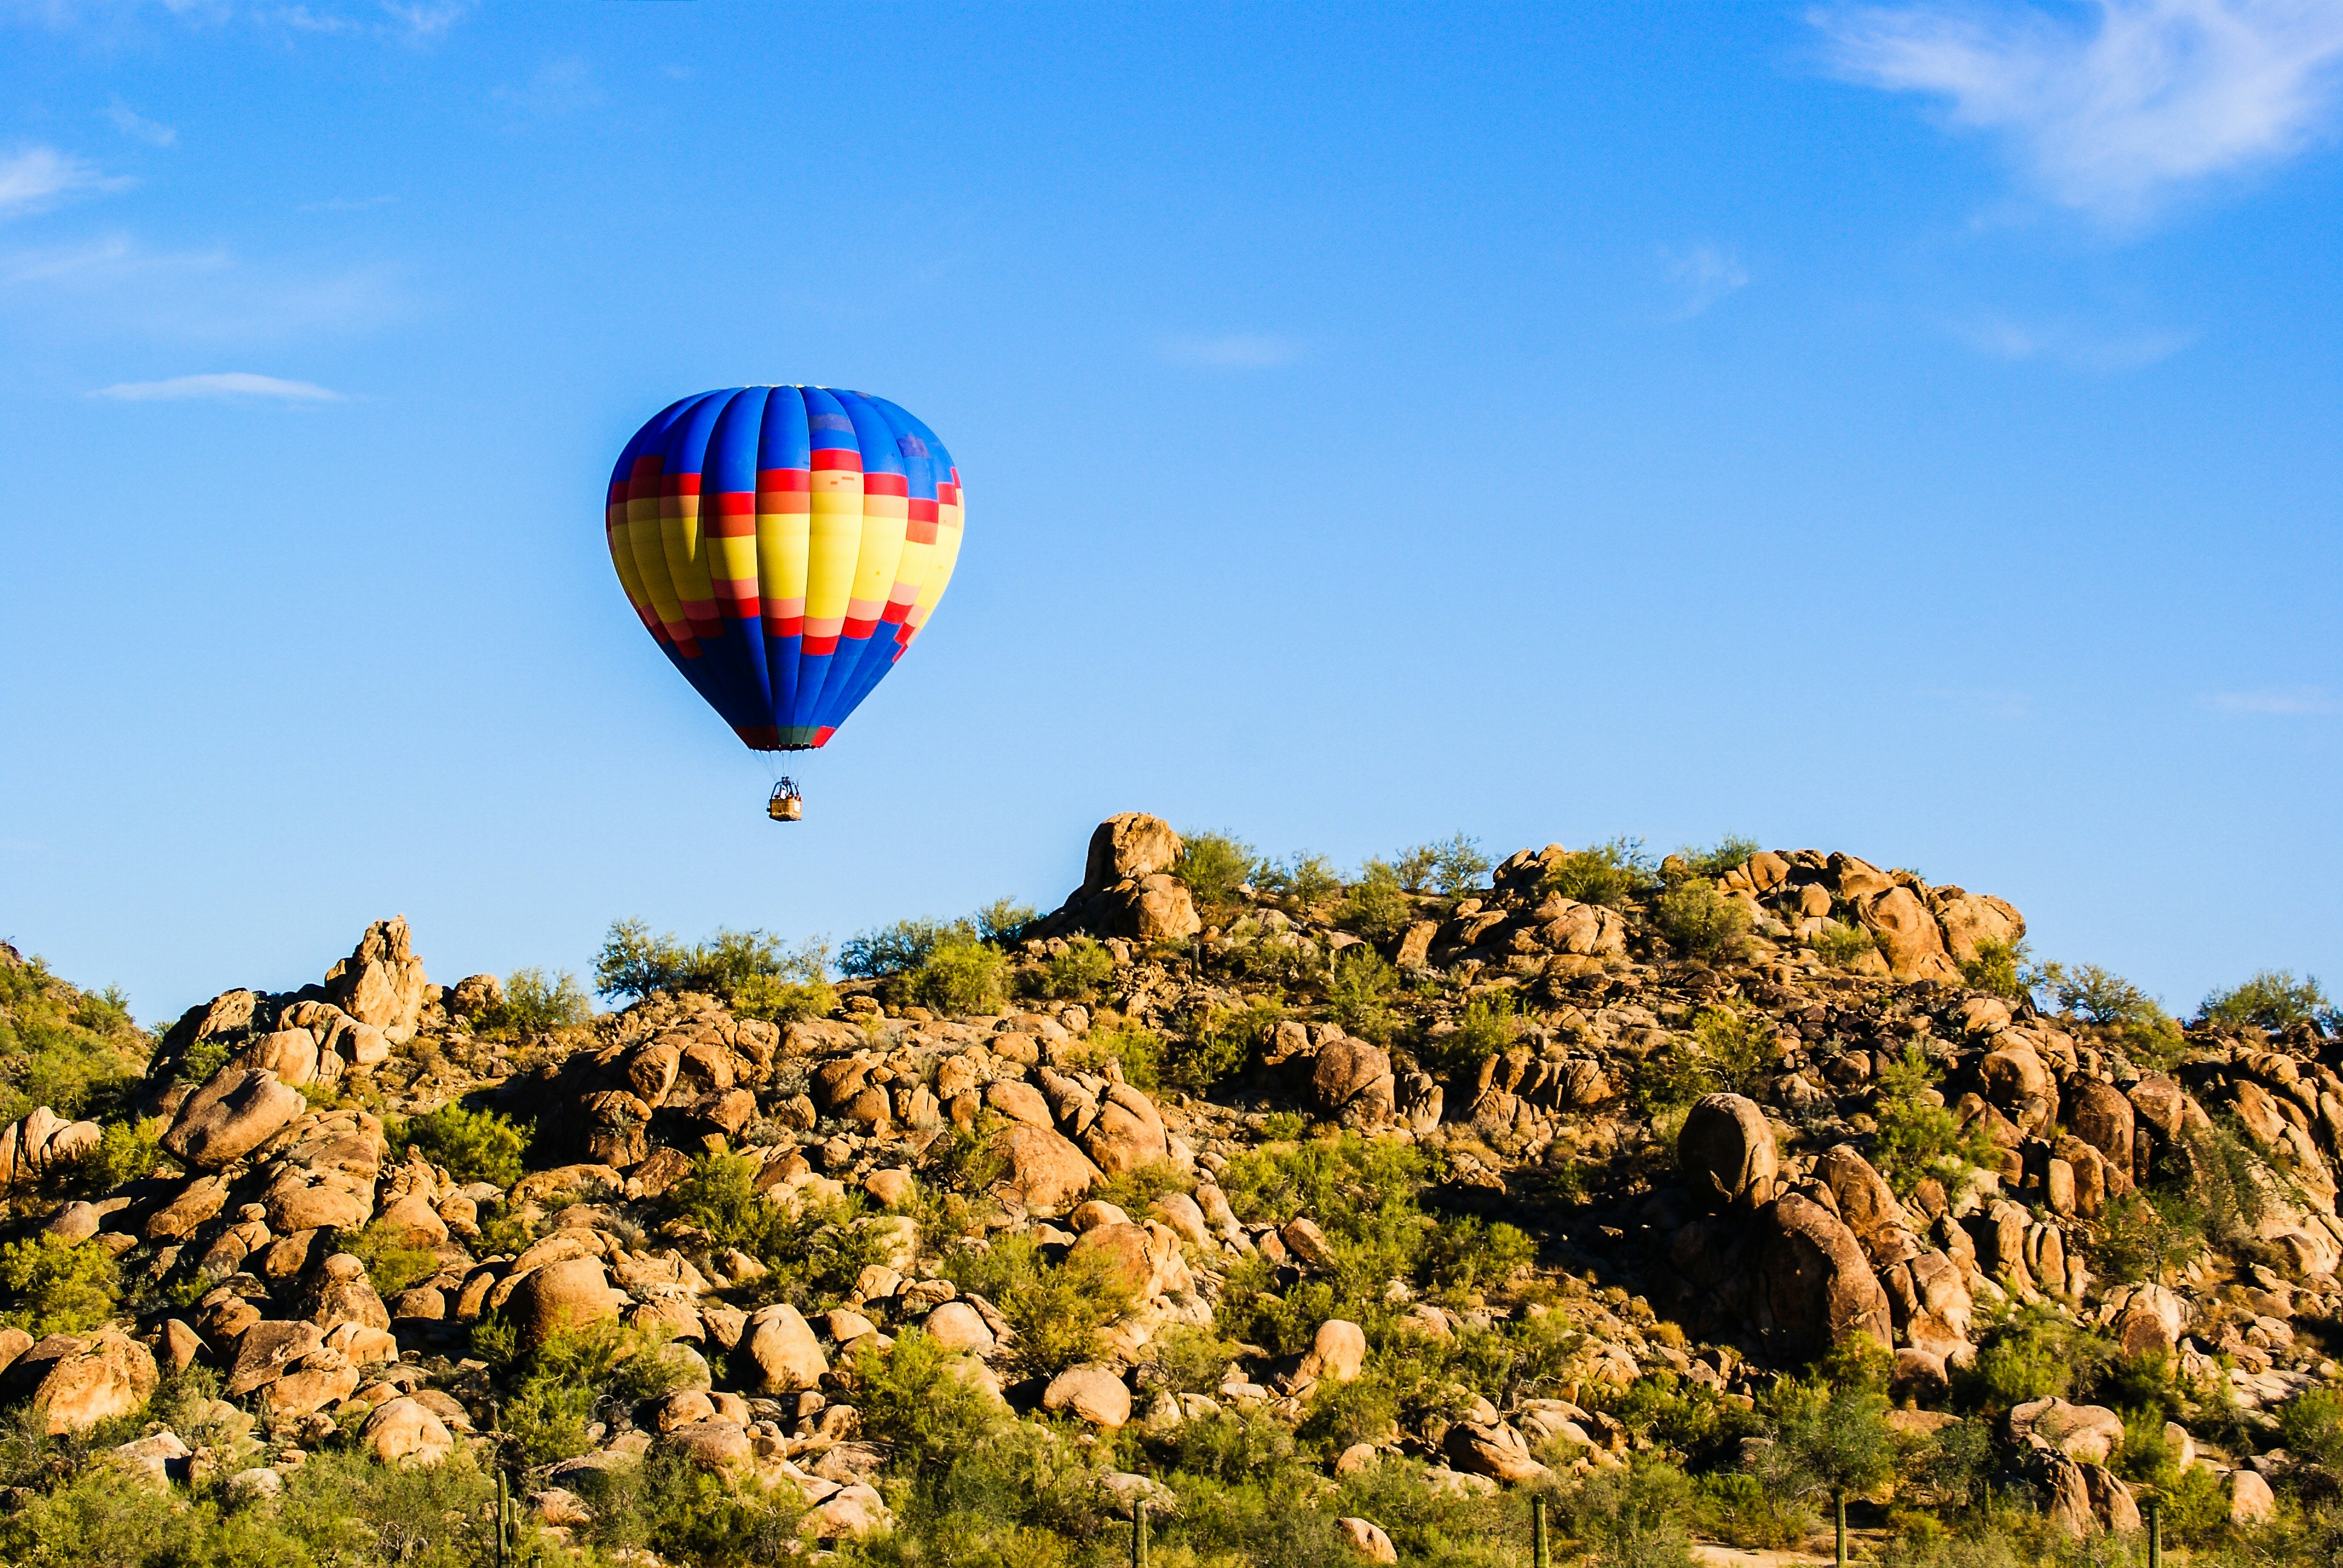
[91,370,347,401]
[1658,240,1749,320]
[1159,333,1303,368]
[1815,0,2343,220]
[1948,312,2199,370]
[0,145,126,218]
[2207,685,2339,714]
[1,232,406,344]
[106,97,177,147]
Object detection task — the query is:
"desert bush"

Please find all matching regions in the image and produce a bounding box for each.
[0,1234,120,1334]
[2202,969,2330,1031]
[1653,881,1752,962]
[575,1451,803,1567]
[1811,920,1879,969]
[1254,851,1342,908]
[1958,936,2031,1000]
[1686,1005,1775,1096]
[1175,830,1257,907]
[836,916,962,978]
[391,1100,530,1186]
[70,1116,163,1192]
[1695,1471,1814,1550]
[1956,1304,2114,1411]
[1073,1021,1165,1091]
[973,897,1037,945]
[596,918,829,1004]
[1421,991,1516,1080]
[2279,1387,2343,1474]
[908,932,1012,1014]
[853,1325,1005,1471]
[335,1218,438,1296]
[1541,837,1657,907]
[667,1152,890,1308]
[479,966,591,1034]
[1559,1455,1700,1568]
[1749,1369,1896,1565]
[1035,936,1114,999]
[1328,947,1400,1042]
[0,953,149,1130]
[499,1318,697,1465]
[1870,1047,1997,1197]
[1339,859,1414,944]
[1670,834,1763,881]
[942,1232,1133,1377]
[2095,1186,2208,1285]
[1392,834,1492,897]
[1168,996,1282,1094]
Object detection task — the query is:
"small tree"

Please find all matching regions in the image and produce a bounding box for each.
[1175,831,1256,907]
[1753,1368,1895,1568]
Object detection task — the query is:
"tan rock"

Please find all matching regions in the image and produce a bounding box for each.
[1756,1194,1892,1357]
[1131,874,1202,942]
[508,1256,619,1348]
[364,1397,453,1466]
[322,916,429,1043]
[665,1419,753,1471]
[1338,1517,1400,1563]
[1086,813,1184,886]
[163,1068,306,1169]
[1930,891,2024,963]
[1281,1217,1340,1269]
[1857,885,1959,981]
[923,1301,996,1356]
[997,1123,1102,1210]
[2065,1080,2135,1176]
[1081,1085,1171,1174]
[1043,1364,1131,1426]
[1815,1144,1912,1266]
[2008,1398,2125,1465]
[143,1174,231,1241]
[1070,1221,1156,1296]
[744,1303,828,1392]
[31,1331,159,1434]
[1679,1093,1777,1209]
[1443,1420,1551,1485]
[1297,1319,1367,1383]
[2231,1468,2275,1523]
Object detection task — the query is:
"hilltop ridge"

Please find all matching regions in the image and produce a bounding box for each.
[1,813,2339,1567]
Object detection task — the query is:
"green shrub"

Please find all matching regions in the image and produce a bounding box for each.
[1175,830,1257,907]
[941,1232,1132,1377]
[575,1452,803,1567]
[1653,881,1752,962]
[480,966,591,1034]
[1391,834,1493,898]
[1958,936,2031,1000]
[836,916,963,978]
[852,1325,1004,1470]
[1749,1371,1896,1563]
[1671,834,1763,881]
[0,953,149,1129]
[1073,1022,1165,1092]
[974,897,1037,944]
[393,1100,529,1185]
[1812,920,1879,969]
[0,1234,120,1334]
[1686,1005,1775,1096]
[2202,969,2330,1030]
[1036,937,1115,999]
[2278,1386,2343,1472]
[1695,1471,1813,1549]
[729,970,837,1022]
[908,933,1012,1014]
[1422,991,1516,1080]
[1328,947,1399,1042]
[1167,996,1282,1094]
[1256,851,1342,907]
[2095,1186,2207,1284]
[1339,859,1414,944]
[1541,837,1657,907]
[667,1153,890,1310]
[1870,1047,1997,1197]
[1560,1455,1700,1568]
[596,919,831,1002]
[71,1117,163,1191]
[1956,1304,2114,1411]
[336,1218,438,1296]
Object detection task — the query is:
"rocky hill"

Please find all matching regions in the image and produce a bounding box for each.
[1,814,2339,1568]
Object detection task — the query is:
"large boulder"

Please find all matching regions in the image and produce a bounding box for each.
[1815,1145,1912,1266]
[1081,1085,1172,1174]
[508,1256,619,1348]
[2065,1080,2135,1177]
[1679,1094,1777,1210]
[163,1068,306,1169]
[1443,1420,1551,1485]
[2008,1398,2125,1465]
[997,1123,1103,1210]
[743,1303,827,1391]
[1311,1039,1396,1126]
[323,916,429,1043]
[1928,889,2024,962]
[1086,813,1184,886]
[31,1330,159,1434]
[304,1252,392,1333]
[1042,1364,1131,1427]
[1297,1319,1367,1383]
[1037,814,1203,944]
[1755,1194,1892,1357]
[2112,1284,2188,1356]
[364,1397,453,1467]
[1856,885,1960,982]
[0,1107,102,1188]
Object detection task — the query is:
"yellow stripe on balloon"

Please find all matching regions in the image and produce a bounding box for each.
[903,492,964,638]
[804,468,864,630]
[845,488,909,626]
[628,491,691,645]
[661,489,718,627]
[756,494,810,629]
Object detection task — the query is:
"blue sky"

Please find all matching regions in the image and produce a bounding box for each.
[1,0,2337,1024]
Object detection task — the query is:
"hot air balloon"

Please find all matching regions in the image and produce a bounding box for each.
[605,387,965,818]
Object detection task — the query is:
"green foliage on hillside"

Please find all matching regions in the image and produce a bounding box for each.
[389,1100,531,1186]
[0,947,149,1129]
[0,1233,121,1334]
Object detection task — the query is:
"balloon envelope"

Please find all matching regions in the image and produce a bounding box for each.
[606,387,964,751]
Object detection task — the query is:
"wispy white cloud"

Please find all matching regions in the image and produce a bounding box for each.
[0,145,126,218]
[493,56,602,116]
[8,1,471,39]
[1815,1,2343,221]
[1159,333,1303,368]
[1657,240,1749,320]
[91,370,345,401]
[105,97,177,147]
[0,231,405,342]
[2207,685,2339,714]
[1948,310,2198,368]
